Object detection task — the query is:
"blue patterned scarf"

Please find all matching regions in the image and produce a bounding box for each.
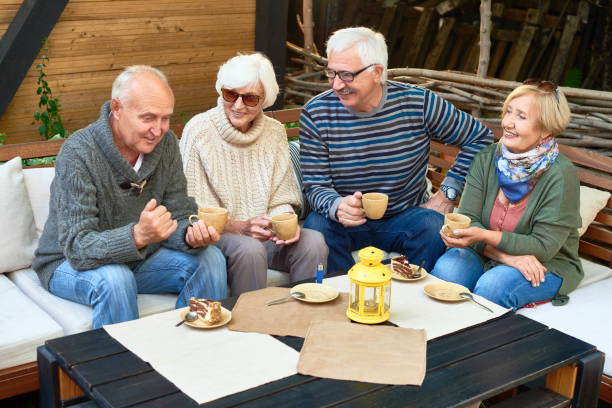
[495,138,559,204]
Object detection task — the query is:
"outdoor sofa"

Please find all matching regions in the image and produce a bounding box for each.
[0,108,610,402]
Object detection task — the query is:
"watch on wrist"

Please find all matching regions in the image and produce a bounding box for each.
[440,184,459,201]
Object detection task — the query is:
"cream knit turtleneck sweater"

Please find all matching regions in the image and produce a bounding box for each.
[180,101,302,221]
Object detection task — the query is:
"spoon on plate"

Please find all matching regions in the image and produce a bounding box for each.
[175,311,198,326]
[267,291,305,306]
[459,292,494,313]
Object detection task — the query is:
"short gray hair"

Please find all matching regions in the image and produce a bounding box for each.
[112,65,169,102]
[326,27,388,82]
[215,53,279,109]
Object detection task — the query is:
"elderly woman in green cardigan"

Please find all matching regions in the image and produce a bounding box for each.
[430,80,582,309]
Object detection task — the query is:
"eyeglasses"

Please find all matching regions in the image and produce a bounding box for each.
[221,88,262,107]
[324,64,376,82]
[523,78,559,102]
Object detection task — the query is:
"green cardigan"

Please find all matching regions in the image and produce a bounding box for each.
[459,143,583,297]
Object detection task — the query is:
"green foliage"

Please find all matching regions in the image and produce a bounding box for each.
[34,39,67,140]
[0,132,6,145]
[22,134,62,166]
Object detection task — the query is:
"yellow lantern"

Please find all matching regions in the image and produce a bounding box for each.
[346,246,391,324]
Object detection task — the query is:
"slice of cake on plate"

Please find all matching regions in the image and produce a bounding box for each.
[189,297,222,325]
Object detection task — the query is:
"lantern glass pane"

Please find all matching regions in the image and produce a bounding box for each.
[350,281,360,312]
[363,286,378,314]
[384,283,391,312]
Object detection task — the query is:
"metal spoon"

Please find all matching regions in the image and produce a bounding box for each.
[459,292,494,313]
[175,311,198,326]
[267,291,306,306]
[412,260,425,278]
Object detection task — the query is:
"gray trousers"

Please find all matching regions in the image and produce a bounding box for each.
[215,228,328,296]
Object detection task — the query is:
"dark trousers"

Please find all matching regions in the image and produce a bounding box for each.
[304,206,446,273]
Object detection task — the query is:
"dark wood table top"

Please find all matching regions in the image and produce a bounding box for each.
[39,296,602,408]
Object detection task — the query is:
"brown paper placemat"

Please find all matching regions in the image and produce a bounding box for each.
[228,287,350,338]
[298,320,426,385]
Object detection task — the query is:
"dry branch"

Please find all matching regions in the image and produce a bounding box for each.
[285,42,612,153]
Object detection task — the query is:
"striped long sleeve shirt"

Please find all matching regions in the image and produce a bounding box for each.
[299,81,493,221]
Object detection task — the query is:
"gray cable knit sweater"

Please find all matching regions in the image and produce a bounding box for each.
[33,102,199,290]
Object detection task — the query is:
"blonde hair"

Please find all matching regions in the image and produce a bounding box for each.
[326,27,388,82]
[502,84,570,137]
[215,53,279,109]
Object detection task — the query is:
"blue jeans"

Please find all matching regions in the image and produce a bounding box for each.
[304,207,445,274]
[49,246,227,328]
[430,248,563,310]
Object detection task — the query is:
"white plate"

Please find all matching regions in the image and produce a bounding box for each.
[291,283,339,303]
[179,307,232,329]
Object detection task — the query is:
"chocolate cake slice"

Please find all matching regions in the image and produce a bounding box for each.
[189,297,222,325]
[391,255,415,278]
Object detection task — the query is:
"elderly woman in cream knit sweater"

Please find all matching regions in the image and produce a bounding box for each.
[180,53,328,296]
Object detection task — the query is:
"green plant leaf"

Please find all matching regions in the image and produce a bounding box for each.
[34,112,40,120]
[42,111,49,120]
[37,87,42,95]
[38,125,46,135]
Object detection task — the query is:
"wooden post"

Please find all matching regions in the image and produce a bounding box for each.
[473,0,492,117]
[477,0,492,78]
[302,0,314,74]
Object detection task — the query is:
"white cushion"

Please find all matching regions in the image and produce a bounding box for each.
[0,157,39,273]
[266,269,290,287]
[517,275,612,377]
[22,167,55,235]
[579,258,612,288]
[0,274,64,369]
[8,268,178,335]
[578,186,610,236]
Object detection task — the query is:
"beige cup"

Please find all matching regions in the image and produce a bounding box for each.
[270,213,298,240]
[189,207,228,234]
[361,193,388,219]
[442,213,471,238]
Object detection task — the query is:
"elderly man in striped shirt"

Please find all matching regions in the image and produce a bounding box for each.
[299,27,493,274]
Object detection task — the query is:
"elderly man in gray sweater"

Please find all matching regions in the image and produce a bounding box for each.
[33,66,227,329]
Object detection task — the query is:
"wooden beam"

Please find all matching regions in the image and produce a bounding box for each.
[549,14,580,83]
[402,7,435,67]
[255,0,288,110]
[500,8,542,81]
[424,17,456,69]
[0,0,70,119]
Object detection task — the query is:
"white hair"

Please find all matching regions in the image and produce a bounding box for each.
[215,53,279,109]
[112,65,169,102]
[326,27,388,82]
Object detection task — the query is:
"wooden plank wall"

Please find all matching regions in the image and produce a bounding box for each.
[0,0,256,144]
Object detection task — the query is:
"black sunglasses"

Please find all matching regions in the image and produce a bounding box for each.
[523,78,559,102]
[324,64,377,82]
[221,88,262,107]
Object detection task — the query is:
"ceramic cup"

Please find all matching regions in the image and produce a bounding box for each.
[189,207,228,234]
[442,213,471,238]
[270,213,298,240]
[361,192,388,220]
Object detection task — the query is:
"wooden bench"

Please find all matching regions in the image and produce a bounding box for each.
[1,108,611,402]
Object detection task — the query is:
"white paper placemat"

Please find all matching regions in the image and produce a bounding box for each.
[104,307,299,405]
[323,274,509,340]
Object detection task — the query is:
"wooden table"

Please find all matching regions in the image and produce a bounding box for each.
[37,297,604,408]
